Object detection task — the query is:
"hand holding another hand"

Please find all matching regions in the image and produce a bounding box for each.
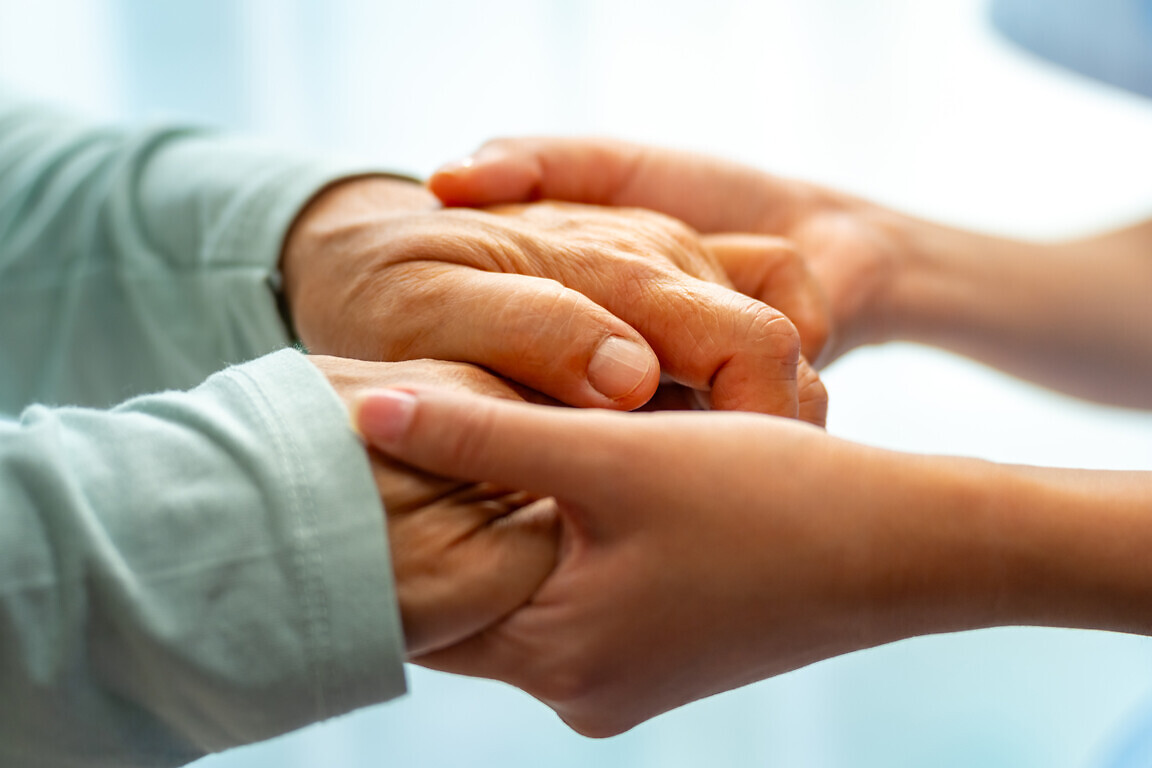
[431,138,915,365]
[284,178,826,424]
[354,386,959,736]
[309,355,559,657]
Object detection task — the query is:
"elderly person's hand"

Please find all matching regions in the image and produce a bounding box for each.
[283,178,825,424]
[308,355,558,657]
[428,138,910,368]
[429,138,1152,408]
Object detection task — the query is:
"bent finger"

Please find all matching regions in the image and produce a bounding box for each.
[395,493,560,657]
[578,268,803,418]
[703,233,832,364]
[797,357,828,428]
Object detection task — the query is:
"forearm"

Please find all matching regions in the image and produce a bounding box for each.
[877,211,1152,407]
[0,350,405,767]
[0,90,407,410]
[865,451,1152,645]
[981,463,1152,635]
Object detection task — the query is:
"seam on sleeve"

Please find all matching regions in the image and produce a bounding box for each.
[227,365,334,720]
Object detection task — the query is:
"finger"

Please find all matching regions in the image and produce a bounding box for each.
[353,387,633,503]
[355,262,660,410]
[577,267,803,417]
[394,492,560,657]
[703,233,832,363]
[463,203,804,417]
[430,137,791,234]
[797,357,828,428]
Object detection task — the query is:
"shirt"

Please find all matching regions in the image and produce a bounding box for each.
[0,88,407,768]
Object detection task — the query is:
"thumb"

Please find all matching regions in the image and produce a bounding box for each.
[429,137,794,236]
[353,388,626,502]
[429,137,642,208]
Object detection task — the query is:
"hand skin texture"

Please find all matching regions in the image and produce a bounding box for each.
[355,386,1152,738]
[430,138,1152,408]
[307,355,559,658]
[282,176,826,424]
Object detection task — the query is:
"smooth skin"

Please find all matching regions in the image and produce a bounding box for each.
[430,137,1152,407]
[282,177,826,423]
[356,385,1152,738]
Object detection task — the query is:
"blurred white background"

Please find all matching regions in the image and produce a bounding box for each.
[3,1,1152,766]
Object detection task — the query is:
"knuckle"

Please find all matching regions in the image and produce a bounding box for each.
[746,304,801,364]
[799,363,828,406]
[799,368,830,428]
[660,214,704,251]
[799,308,832,360]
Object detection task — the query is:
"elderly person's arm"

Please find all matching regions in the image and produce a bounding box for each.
[0,91,822,423]
[0,88,824,765]
[0,91,560,767]
[0,351,560,768]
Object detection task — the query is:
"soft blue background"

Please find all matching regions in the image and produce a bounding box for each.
[3,1,1152,766]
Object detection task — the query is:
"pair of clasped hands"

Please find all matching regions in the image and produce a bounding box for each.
[284,139,907,736]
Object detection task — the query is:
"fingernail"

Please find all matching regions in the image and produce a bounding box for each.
[353,389,417,448]
[434,156,475,176]
[587,337,654,400]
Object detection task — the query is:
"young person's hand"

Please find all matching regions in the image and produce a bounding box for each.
[356,384,1152,734]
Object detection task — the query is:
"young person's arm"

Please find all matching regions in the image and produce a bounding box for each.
[357,386,1152,736]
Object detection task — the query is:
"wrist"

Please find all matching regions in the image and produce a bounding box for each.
[858,452,1152,642]
[871,212,1045,348]
[281,176,437,295]
[844,450,1012,645]
[978,466,1152,636]
[279,176,439,348]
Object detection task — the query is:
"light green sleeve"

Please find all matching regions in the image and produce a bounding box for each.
[0,349,407,768]
[0,87,392,411]
[0,91,409,766]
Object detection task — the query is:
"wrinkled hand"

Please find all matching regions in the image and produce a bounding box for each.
[284,178,825,424]
[308,355,559,657]
[354,386,921,736]
[431,138,913,365]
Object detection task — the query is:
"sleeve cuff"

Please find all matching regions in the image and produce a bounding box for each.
[138,128,424,353]
[224,349,409,726]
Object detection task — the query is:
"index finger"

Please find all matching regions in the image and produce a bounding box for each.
[578,264,804,418]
